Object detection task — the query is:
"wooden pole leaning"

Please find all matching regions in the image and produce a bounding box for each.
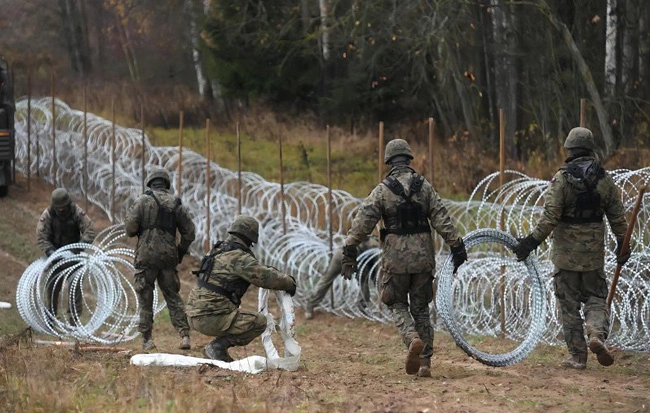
[378,121,385,183]
[51,73,56,179]
[26,69,31,191]
[278,132,286,235]
[327,125,334,308]
[580,98,586,128]
[237,122,242,215]
[83,86,88,211]
[428,117,435,184]
[177,111,184,196]
[140,105,145,193]
[110,98,116,220]
[607,186,647,308]
[205,118,212,252]
[499,108,507,339]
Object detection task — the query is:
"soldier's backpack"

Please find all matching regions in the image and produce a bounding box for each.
[560,160,606,224]
[144,190,181,237]
[380,173,430,240]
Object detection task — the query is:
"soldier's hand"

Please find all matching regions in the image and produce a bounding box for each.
[341,245,358,280]
[511,235,541,262]
[450,239,468,273]
[615,238,631,266]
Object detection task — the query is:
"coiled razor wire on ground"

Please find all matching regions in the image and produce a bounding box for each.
[11,97,650,354]
[436,228,547,367]
[15,225,167,344]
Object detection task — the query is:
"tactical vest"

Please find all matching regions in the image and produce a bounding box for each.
[49,207,81,248]
[380,173,431,240]
[142,190,181,237]
[560,159,606,224]
[192,240,255,306]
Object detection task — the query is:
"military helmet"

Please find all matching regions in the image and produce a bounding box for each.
[228,215,259,244]
[384,139,414,164]
[564,127,594,151]
[51,188,72,208]
[146,167,171,188]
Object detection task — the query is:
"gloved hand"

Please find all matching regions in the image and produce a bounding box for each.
[450,239,468,273]
[511,235,541,261]
[341,245,358,280]
[178,247,187,264]
[615,238,631,266]
[286,275,297,297]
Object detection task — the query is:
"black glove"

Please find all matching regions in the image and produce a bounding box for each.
[511,235,541,262]
[450,239,468,273]
[178,247,187,264]
[615,238,631,266]
[341,245,358,280]
[286,276,297,297]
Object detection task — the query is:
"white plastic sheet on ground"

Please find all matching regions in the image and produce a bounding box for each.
[130,290,301,374]
[0,301,11,309]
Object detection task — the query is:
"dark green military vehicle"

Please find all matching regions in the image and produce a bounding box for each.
[0,57,14,197]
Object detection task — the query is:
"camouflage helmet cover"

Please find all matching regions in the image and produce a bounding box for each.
[51,188,72,208]
[146,167,171,188]
[228,215,259,243]
[384,139,414,164]
[564,127,594,151]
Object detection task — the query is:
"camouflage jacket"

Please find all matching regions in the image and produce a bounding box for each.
[186,234,296,323]
[36,204,95,255]
[345,165,462,274]
[124,188,196,269]
[531,156,628,271]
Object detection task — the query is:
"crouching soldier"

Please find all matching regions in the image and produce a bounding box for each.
[186,215,297,362]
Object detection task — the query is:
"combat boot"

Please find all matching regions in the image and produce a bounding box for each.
[417,358,432,378]
[405,337,425,375]
[588,337,614,366]
[304,305,314,320]
[561,354,587,370]
[179,335,191,350]
[204,337,234,363]
[142,337,156,351]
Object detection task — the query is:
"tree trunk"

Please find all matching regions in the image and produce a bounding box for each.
[623,0,640,94]
[605,0,618,94]
[186,0,209,98]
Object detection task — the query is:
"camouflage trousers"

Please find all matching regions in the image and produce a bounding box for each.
[306,249,372,310]
[134,267,190,338]
[188,310,266,347]
[380,270,435,359]
[44,261,83,320]
[554,267,610,358]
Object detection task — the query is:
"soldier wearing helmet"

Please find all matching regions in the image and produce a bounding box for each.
[125,167,196,351]
[36,188,96,323]
[512,127,629,370]
[341,138,467,378]
[186,215,297,362]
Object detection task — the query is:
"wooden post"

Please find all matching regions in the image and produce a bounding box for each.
[110,98,116,220]
[237,122,242,215]
[26,69,31,191]
[579,98,586,128]
[205,118,212,252]
[498,108,506,339]
[83,86,88,211]
[378,121,385,182]
[278,132,287,235]
[140,105,145,193]
[428,117,435,184]
[177,111,184,196]
[51,73,56,178]
[607,186,647,308]
[327,125,333,254]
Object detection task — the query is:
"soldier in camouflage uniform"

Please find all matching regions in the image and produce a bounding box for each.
[513,127,630,369]
[37,188,96,323]
[341,139,467,377]
[186,215,297,362]
[304,235,380,320]
[125,167,196,351]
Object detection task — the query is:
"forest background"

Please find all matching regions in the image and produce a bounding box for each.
[1,0,649,198]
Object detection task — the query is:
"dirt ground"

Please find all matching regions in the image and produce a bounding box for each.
[0,175,649,413]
